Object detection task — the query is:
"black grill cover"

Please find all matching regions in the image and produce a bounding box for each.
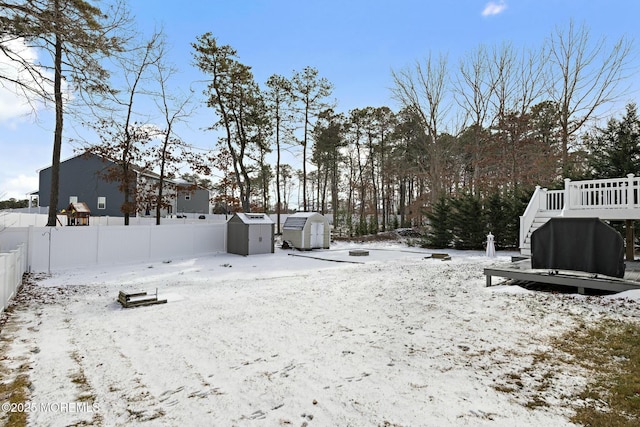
[531,217,625,278]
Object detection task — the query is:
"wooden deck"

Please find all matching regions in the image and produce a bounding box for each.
[484,259,640,294]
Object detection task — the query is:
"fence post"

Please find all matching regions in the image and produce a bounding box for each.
[0,254,6,312]
[10,249,19,298]
[18,244,26,277]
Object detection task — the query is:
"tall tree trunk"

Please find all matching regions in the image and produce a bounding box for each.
[47,29,63,227]
[331,160,339,228]
[399,178,406,228]
[302,103,309,211]
[276,119,282,233]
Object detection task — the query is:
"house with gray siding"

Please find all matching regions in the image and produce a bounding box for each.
[176,182,211,215]
[39,153,125,217]
[38,153,211,217]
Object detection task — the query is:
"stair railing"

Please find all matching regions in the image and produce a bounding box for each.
[519,186,546,249]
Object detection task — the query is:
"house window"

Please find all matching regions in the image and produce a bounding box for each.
[69,196,78,204]
[98,197,106,210]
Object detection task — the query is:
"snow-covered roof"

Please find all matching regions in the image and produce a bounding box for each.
[232,213,274,225]
[289,212,321,218]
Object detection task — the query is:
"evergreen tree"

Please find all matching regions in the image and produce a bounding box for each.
[485,192,509,249]
[587,103,640,178]
[423,195,452,248]
[192,33,267,212]
[450,192,486,250]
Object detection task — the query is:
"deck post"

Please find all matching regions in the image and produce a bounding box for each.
[564,178,572,211]
[627,219,635,261]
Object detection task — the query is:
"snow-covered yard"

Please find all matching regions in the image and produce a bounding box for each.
[1,241,639,426]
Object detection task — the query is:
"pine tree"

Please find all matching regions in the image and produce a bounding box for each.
[587,103,640,178]
[423,195,453,248]
[451,192,486,250]
[485,192,509,249]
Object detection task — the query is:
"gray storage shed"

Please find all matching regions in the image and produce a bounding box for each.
[282,212,330,250]
[227,213,275,255]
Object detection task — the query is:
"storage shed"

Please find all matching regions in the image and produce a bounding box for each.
[282,212,330,250]
[227,213,275,255]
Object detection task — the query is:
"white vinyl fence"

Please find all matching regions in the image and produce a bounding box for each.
[0,212,229,227]
[1,212,334,229]
[0,244,27,312]
[0,223,227,274]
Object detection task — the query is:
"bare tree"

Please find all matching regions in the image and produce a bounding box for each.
[87,30,164,225]
[152,42,194,225]
[454,44,496,192]
[391,52,451,203]
[546,20,634,176]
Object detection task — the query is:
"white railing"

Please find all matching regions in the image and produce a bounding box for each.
[519,186,565,248]
[519,186,545,249]
[545,190,564,211]
[0,244,27,312]
[520,174,640,251]
[564,174,639,211]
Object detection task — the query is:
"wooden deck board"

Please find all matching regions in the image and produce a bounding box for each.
[484,259,640,293]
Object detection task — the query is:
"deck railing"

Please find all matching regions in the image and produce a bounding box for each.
[520,174,640,250]
[545,190,564,211]
[564,174,639,211]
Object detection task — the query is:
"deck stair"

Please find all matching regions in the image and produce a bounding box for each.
[520,174,640,256]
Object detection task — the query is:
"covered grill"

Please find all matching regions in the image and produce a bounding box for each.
[531,217,625,278]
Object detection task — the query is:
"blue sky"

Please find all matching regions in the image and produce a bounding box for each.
[2,0,640,200]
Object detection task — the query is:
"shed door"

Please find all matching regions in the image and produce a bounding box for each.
[249,224,272,254]
[310,222,324,248]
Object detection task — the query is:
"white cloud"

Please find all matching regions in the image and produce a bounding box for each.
[482,1,507,16]
[0,174,38,200]
[0,38,54,122]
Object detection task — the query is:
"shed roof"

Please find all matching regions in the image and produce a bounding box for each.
[283,216,306,230]
[232,213,274,225]
[289,212,320,218]
[283,212,327,230]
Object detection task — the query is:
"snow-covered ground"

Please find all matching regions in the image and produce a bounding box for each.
[1,241,639,426]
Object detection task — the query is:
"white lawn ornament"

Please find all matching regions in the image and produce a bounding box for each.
[486,232,496,258]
